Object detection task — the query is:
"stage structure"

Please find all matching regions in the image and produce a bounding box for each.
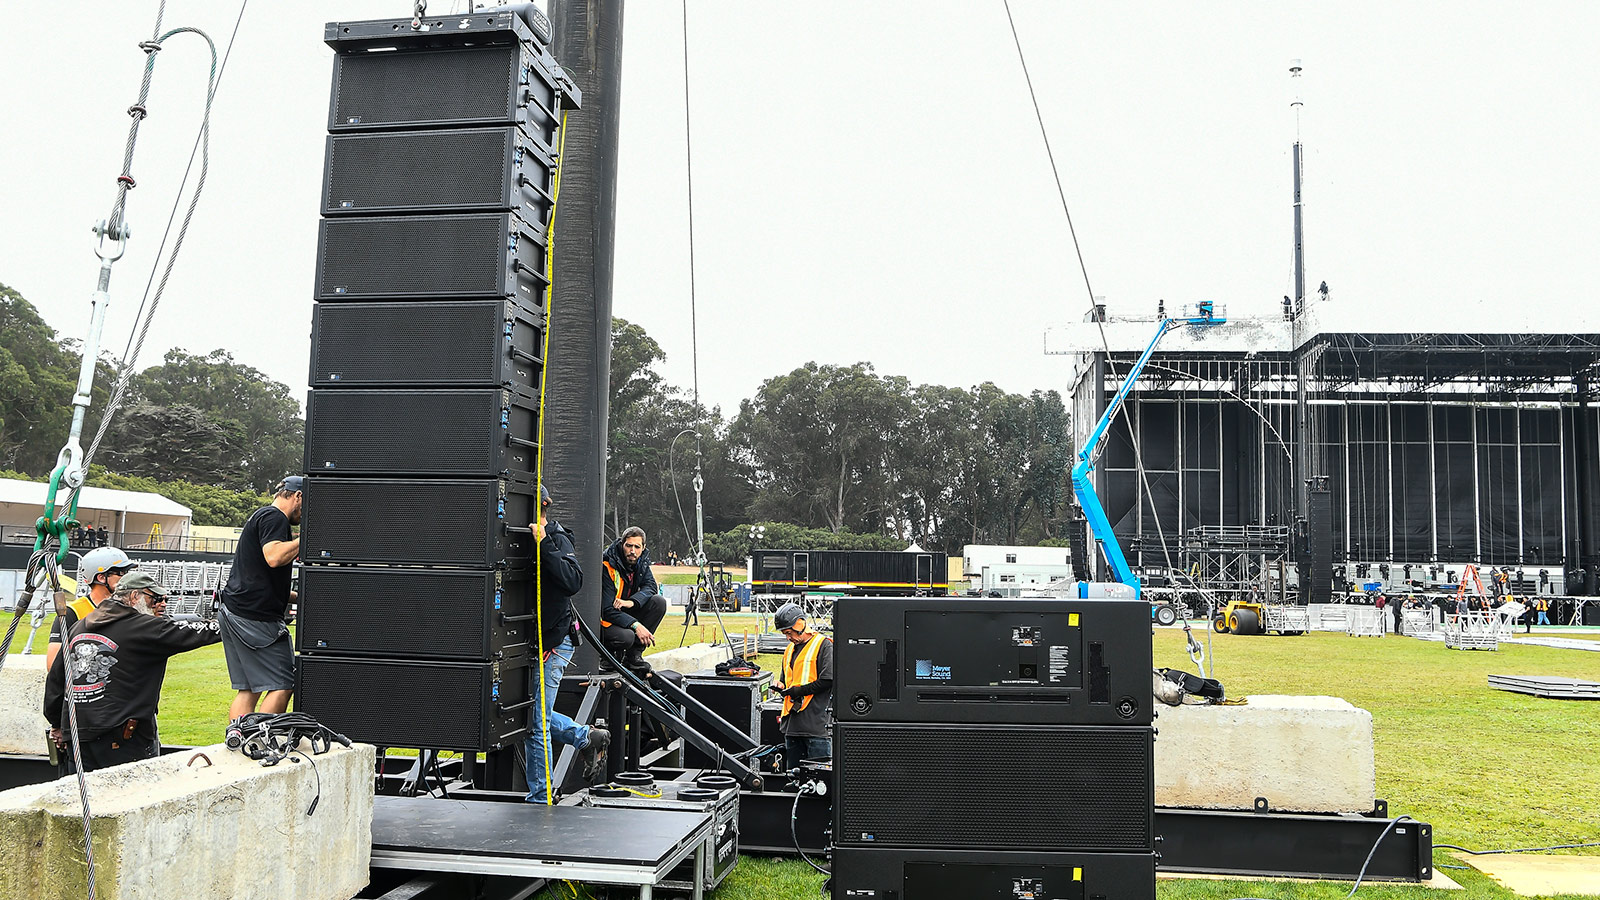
[1048,306,1600,598]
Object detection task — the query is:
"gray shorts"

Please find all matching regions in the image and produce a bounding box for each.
[218,604,295,693]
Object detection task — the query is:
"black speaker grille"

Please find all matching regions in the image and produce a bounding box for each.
[331,46,517,129]
[306,389,534,476]
[325,128,514,213]
[318,214,519,299]
[299,567,525,659]
[301,477,532,566]
[836,724,1152,851]
[311,301,540,386]
[297,656,528,750]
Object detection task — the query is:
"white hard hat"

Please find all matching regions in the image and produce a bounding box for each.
[78,547,136,584]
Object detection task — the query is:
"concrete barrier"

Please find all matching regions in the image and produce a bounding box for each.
[0,740,375,900]
[1154,695,1376,814]
[0,655,50,756]
[646,642,733,676]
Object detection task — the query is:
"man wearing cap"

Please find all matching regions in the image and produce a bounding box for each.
[218,476,303,722]
[525,483,609,803]
[772,602,834,766]
[43,572,221,773]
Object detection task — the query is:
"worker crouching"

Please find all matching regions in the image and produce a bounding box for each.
[599,526,667,674]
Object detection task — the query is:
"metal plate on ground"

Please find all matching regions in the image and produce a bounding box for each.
[1488,675,1600,699]
[370,796,712,883]
[1455,852,1600,896]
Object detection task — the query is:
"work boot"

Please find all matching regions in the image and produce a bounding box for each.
[624,646,652,675]
[580,727,610,783]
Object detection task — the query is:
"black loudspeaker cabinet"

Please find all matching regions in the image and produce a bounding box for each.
[310,299,542,388]
[298,655,529,751]
[297,566,530,661]
[301,475,536,567]
[315,212,545,303]
[322,126,555,224]
[304,385,538,477]
[834,723,1153,853]
[830,847,1156,900]
[1307,488,1334,605]
[834,597,1152,726]
[325,14,560,146]
[680,671,769,769]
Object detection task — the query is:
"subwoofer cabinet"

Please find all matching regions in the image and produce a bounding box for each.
[297,655,529,751]
[309,299,542,388]
[296,565,530,661]
[833,597,1153,726]
[304,384,538,477]
[300,475,537,567]
[830,847,1157,900]
[833,722,1153,853]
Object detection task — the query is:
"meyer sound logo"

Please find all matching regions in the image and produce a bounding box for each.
[913,659,952,680]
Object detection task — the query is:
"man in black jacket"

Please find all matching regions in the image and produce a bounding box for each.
[524,484,609,803]
[599,526,668,673]
[43,572,220,773]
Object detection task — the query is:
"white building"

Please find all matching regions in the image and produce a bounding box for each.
[0,477,192,551]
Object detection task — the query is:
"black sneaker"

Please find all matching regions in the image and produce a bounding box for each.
[580,727,610,783]
[624,647,652,675]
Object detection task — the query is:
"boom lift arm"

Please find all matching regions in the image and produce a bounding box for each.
[1070,302,1226,597]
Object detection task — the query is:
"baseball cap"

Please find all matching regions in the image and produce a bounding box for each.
[114,571,170,598]
[276,475,305,494]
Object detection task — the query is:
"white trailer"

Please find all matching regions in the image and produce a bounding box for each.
[962,545,1071,578]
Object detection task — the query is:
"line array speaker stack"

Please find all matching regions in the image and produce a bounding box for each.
[831,598,1158,900]
[295,8,580,753]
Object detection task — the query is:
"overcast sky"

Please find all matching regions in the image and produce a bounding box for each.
[3,1,1596,416]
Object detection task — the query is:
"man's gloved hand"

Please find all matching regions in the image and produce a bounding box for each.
[781,685,806,699]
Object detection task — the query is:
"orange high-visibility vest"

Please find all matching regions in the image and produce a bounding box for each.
[781,633,829,716]
[1536,597,1549,611]
[600,561,624,627]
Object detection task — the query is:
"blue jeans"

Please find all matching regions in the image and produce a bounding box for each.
[785,735,831,768]
[1537,610,1550,625]
[524,635,590,803]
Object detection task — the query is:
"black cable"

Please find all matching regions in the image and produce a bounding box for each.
[289,751,322,816]
[791,784,829,876]
[1435,840,1600,855]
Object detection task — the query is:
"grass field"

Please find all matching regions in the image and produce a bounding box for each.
[11,613,1600,899]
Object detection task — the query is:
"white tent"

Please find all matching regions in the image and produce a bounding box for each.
[0,478,192,550]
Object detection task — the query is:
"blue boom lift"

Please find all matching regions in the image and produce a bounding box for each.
[1068,302,1226,612]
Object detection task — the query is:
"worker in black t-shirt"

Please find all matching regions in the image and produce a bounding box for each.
[773,603,834,766]
[44,572,220,773]
[218,476,303,723]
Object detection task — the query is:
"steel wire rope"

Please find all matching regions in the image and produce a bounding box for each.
[43,7,246,897]
[1001,1,1189,615]
[68,1,248,515]
[533,110,571,806]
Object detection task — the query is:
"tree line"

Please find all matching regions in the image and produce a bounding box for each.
[5,283,1075,548]
[608,319,1074,557]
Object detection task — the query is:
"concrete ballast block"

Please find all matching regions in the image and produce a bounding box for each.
[1154,695,1376,814]
[0,740,376,900]
[0,655,50,755]
[647,642,734,675]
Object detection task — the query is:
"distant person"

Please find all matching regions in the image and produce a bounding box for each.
[1390,591,1403,635]
[218,476,302,725]
[599,526,668,673]
[43,572,220,773]
[524,483,608,804]
[773,602,833,766]
[70,525,85,546]
[94,526,108,547]
[1535,595,1551,626]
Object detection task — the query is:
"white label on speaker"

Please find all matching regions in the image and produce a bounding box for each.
[1048,646,1070,682]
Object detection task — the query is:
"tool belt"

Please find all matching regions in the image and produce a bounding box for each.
[1154,667,1226,704]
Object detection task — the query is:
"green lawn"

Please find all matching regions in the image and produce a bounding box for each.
[14,613,1600,899]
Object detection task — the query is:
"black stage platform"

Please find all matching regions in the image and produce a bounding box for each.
[371,796,714,898]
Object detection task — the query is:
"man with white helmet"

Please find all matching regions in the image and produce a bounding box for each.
[44,546,137,673]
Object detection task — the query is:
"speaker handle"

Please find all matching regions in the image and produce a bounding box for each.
[496,698,538,714]
[509,347,543,366]
[500,611,536,623]
[506,435,540,450]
